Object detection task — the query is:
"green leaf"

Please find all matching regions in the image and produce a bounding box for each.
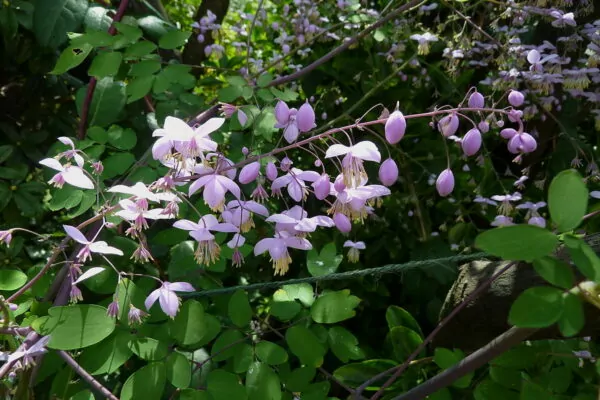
[228,290,252,327]
[0,269,27,290]
[127,76,155,103]
[101,152,135,179]
[127,337,169,360]
[211,330,245,362]
[386,326,423,362]
[166,351,192,389]
[246,362,281,400]
[521,380,557,400]
[0,145,14,164]
[310,290,360,323]
[76,77,126,127]
[113,21,143,42]
[270,301,301,321]
[385,305,423,337]
[40,305,116,350]
[253,107,277,141]
[158,30,191,49]
[257,73,273,88]
[33,0,88,48]
[474,380,519,400]
[78,330,132,375]
[87,126,107,143]
[179,389,210,400]
[129,60,161,77]
[233,344,254,373]
[273,283,314,306]
[284,367,316,392]
[207,369,247,400]
[558,293,584,337]
[333,359,396,388]
[508,287,564,328]
[307,242,343,277]
[120,362,166,400]
[328,326,364,363]
[285,326,326,367]
[563,235,600,281]
[255,341,288,365]
[50,44,93,75]
[474,225,558,261]
[548,170,588,232]
[434,348,473,388]
[532,256,575,289]
[107,126,137,150]
[489,365,521,390]
[88,51,123,78]
[124,41,157,58]
[169,300,207,346]
[70,30,116,47]
[48,186,83,211]
[217,85,244,103]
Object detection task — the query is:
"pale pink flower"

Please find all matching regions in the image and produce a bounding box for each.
[152,116,221,160]
[39,158,94,190]
[221,200,269,233]
[267,205,334,235]
[254,231,312,275]
[145,281,195,318]
[56,137,84,167]
[173,215,238,265]
[189,173,241,212]
[343,240,366,263]
[271,168,320,202]
[63,225,123,263]
[325,141,381,188]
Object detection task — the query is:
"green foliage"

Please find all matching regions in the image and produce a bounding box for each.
[548,170,588,232]
[508,287,565,328]
[475,225,559,261]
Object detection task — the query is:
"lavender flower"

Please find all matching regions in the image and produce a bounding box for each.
[145,281,195,318]
[343,240,365,263]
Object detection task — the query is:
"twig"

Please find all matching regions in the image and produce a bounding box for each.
[390,327,538,400]
[77,0,130,139]
[57,350,120,400]
[267,0,423,87]
[356,261,517,399]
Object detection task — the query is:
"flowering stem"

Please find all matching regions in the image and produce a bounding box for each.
[358,261,517,400]
[267,0,424,87]
[57,350,119,400]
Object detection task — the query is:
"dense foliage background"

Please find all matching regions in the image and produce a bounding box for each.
[1,0,600,399]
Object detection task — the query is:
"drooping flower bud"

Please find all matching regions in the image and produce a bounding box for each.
[468,91,485,108]
[239,162,260,184]
[274,100,290,125]
[242,146,249,156]
[438,114,460,137]
[312,173,331,200]
[436,168,455,197]
[508,133,537,154]
[477,121,490,133]
[297,101,316,132]
[508,90,525,107]
[378,158,399,186]
[385,110,406,144]
[333,212,352,233]
[237,109,248,126]
[333,175,346,192]
[280,157,292,172]
[266,162,278,181]
[500,128,517,139]
[461,128,482,156]
[507,109,523,123]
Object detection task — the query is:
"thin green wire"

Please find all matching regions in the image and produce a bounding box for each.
[182,252,491,298]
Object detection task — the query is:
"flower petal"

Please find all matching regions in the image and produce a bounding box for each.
[39,158,64,171]
[325,144,351,159]
[144,288,161,311]
[158,288,180,317]
[194,118,225,137]
[351,141,381,162]
[62,167,94,189]
[164,281,195,292]
[63,225,90,244]
[254,238,276,255]
[89,241,124,256]
[173,219,202,231]
[72,267,105,285]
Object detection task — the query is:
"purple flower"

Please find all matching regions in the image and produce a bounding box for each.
[238,162,260,184]
[343,240,365,263]
[219,102,236,118]
[267,205,334,235]
[64,225,123,263]
[296,101,316,132]
[0,230,13,246]
[254,231,312,275]
[266,162,278,181]
[385,110,406,144]
[325,141,381,188]
[174,215,238,264]
[7,335,50,369]
[128,304,148,325]
[491,215,514,227]
[271,168,320,202]
[508,90,525,107]
[145,281,195,318]
[189,173,241,212]
[438,114,460,137]
[478,121,490,133]
[528,216,546,228]
[500,128,518,139]
[507,132,537,154]
[379,158,399,186]
[237,109,248,127]
[436,169,455,197]
[107,300,119,318]
[468,91,485,108]
[461,128,482,156]
[491,192,522,215]
[274,100,315,143]
[151,116,221,160]
[312,173,331,200]
[221,200,269,233]
[39,158,94,190]
[333,212,352,233]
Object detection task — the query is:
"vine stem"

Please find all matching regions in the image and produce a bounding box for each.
[355,261,517,399]
[57,350,119,400]
[77,0,130,139]
[266,0,424,87]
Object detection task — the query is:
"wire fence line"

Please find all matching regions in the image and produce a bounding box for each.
[182,252,492,298]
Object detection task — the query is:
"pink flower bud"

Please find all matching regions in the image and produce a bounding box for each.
[508,132,537,154]
[280,157,292,172]
[508,90,525,107]
[92,161,104,175]
[297,101,316,132]
[500,128,517,139]
[379,158,399,186]
[461,128,482,156]
[312,173,331,200]
[385,110,406,144]
[436,169,455,197]
[275,100,290,125]
[507,109,523,123]
[438,114,459,137]
[333,213,352,233]
[237,109,248,126]
[266,162,278,181]
[477,121,490,133]
[242,147,249,156]
[239,162,260,184]
[468,91,485,108]
[0,230,12,246]
[219,102,236,118]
